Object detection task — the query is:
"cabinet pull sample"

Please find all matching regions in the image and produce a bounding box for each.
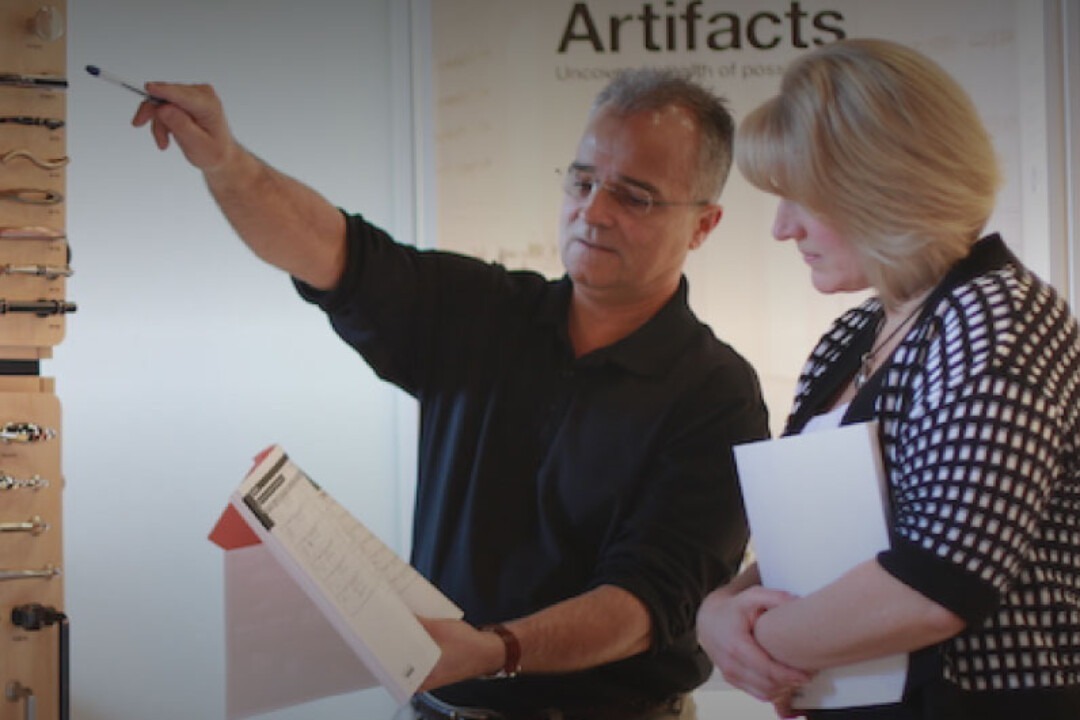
[0,264,73,279]
[0,189,63,205]
[0,422,56,444]
[31,5,66,42]
[0,516,48,535]
[0,473,48,490]
[5,681,35,720]
[0,73,67,90]
[0,150,71,171]
[0,116,64,131]
[0,227,65,241]
[9,605,70,720]
[0,300,76,316]
[0,566,60,581]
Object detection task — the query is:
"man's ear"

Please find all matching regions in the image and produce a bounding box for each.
[690,204,723,250]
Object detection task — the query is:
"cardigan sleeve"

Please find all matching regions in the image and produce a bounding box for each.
[877,369,1064,625]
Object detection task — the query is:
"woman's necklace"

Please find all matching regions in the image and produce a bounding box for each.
[853,300,925,390]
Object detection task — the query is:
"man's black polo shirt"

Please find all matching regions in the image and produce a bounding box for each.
[296,213,769,713]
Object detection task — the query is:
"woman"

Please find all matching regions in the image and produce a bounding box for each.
[697,38,1080,719]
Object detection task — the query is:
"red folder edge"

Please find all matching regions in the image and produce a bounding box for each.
[208,445,278,550]
[208,504,260,550]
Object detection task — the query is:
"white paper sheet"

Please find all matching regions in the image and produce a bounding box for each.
[734,421,908,709]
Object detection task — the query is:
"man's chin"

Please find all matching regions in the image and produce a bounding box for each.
[566,270,622,295]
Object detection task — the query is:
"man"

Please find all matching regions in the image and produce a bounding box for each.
[134,68,768,720]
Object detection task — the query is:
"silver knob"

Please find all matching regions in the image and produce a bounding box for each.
[32,6,65,42]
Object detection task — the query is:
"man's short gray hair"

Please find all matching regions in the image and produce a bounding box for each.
[593,67,735,202]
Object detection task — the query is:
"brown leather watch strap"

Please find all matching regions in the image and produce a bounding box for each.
[481,623,521,679]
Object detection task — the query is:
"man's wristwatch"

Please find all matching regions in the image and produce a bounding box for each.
[480,623,522,679]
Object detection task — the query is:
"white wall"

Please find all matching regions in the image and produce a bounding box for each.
[60,1,404,718]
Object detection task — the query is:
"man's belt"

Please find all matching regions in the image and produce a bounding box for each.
[411,693,506,720]
[411,691,686,720]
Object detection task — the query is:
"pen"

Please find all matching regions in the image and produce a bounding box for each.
[85,65,165,104]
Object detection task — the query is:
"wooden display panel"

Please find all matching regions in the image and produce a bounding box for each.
[1,4,68,719]
[0,389,63,720]
[0,84,69,350]
[1,0,69,352]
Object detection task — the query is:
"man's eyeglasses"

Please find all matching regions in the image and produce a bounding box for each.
[559,167,709,217]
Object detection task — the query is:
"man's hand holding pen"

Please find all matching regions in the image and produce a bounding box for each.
[131,83,237,175]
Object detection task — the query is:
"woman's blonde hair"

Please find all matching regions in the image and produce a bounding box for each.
[736,38,1002,306]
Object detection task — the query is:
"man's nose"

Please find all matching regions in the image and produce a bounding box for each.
[582,182,618,222]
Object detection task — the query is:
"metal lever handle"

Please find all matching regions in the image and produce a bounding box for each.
[5,681,36,720]
[0,516,48,535]
[0,300,77,317]
[0,566,60,581]
[0,264,73,279]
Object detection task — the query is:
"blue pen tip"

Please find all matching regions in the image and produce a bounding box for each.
[85,65,100,76]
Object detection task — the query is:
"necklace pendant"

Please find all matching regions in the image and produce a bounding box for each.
[854,352,871,390]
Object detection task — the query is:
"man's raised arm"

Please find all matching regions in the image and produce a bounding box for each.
[132,82,346,290]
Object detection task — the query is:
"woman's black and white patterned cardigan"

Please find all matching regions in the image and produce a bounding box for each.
[784,234,1080,699]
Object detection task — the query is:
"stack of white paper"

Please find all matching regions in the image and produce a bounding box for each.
[734,421,907,709]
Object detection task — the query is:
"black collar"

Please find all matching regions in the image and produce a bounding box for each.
[538,276,701,377]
